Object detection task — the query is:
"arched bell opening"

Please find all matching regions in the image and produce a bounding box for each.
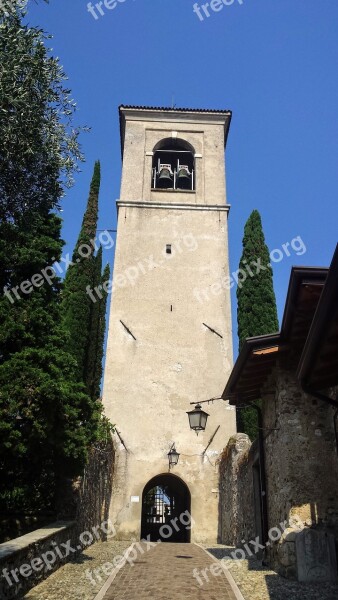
[152,138,195,191]
[141,473,191,543]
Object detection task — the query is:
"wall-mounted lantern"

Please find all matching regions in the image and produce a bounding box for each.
[187,403,209,434]
[168,444,180,469]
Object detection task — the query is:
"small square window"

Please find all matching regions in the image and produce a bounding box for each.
[166,244,172,254]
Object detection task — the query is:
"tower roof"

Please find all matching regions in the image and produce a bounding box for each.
[119,104,232,115]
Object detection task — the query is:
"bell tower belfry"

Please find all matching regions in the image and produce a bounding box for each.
[103,106,236,543]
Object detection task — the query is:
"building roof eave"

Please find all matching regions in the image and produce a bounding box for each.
[297,245,338,389]
[222,333,282,404]
[223,266,329,405]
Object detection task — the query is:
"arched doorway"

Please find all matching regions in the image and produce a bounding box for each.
[141,474,191,543]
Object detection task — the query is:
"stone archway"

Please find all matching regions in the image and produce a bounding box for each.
[141,474,191,543]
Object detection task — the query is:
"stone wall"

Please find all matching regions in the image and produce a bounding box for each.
[218,370,338,581]
[218,433,256,546]
[0,522,77,599]
[0,438,115,598]
[0,515,56,545]
[76,438,115,538]
[262,367,338,578]
[55,437,115,537]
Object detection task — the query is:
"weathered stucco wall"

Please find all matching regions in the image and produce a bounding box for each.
[119,109,229,206]
[103,109,236,543]
[103,204,236,543]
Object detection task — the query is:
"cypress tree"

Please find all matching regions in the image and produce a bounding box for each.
[0,211,100,513]
[236,210,279,439]
[63,162,110,401]
[85,260,110,400]
[85,246,103,399]
[62,161,101,382]
[95,263,110,396]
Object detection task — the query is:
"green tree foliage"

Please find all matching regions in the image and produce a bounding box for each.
[62,162,102,386]
[0,5,97,514]
[85,247,103,399]
[94,262,110,397]
[0,3,85,221]
[85,253,110,401]
[236,210,279,440]
[0,212,101,512]
[62,160,110,401]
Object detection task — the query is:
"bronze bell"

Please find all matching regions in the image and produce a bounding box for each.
[157,166,173,189]
[177,166,191,189]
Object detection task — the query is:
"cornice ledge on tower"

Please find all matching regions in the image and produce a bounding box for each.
[116,200,231,212]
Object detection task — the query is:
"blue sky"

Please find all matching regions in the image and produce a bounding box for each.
[27,0,338,355]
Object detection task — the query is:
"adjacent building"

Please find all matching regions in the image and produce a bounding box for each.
[222,245,338,581]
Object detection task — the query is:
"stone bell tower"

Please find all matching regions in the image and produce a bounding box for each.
[103,105,236,544]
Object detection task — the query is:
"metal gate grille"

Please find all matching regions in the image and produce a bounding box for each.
[141,476,191,543]
[143,485,174,525]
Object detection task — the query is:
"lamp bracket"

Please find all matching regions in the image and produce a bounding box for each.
[189,396,223,406]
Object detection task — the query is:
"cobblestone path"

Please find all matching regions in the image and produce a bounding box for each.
[100,543,239,600]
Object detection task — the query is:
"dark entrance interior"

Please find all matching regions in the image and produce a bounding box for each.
[141,474,191,543]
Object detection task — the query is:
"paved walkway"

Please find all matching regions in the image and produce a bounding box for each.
[99,543,239,600]
[22,540,338,600]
